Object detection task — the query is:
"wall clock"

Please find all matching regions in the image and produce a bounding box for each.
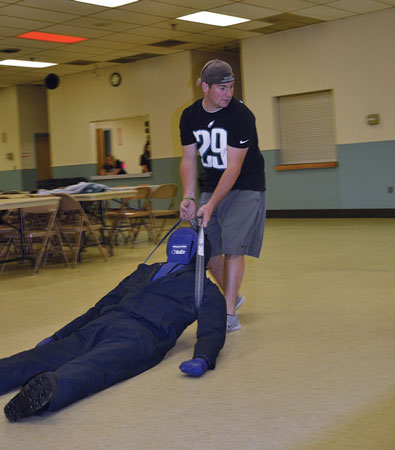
[110,72,122,87]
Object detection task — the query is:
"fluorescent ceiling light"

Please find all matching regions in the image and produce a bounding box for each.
[73,0,139,7]
[17,32,87,44]
[0,59,57,68]
[177,11,249,27]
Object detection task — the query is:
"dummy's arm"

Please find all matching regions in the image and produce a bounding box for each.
[37,273,133,346]
[179,281,226,376]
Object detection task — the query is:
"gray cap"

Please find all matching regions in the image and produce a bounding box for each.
[196,59,234,86]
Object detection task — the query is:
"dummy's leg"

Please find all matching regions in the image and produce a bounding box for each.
[4,337,166,421]
[47,337,165,413]
[0,334,88,396]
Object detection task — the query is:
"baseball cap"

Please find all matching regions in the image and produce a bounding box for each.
[196,59,234,87]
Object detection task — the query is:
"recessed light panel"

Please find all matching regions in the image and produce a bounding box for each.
[17,32,87,44]
[73,0,139,6]
[177,12,249,27]
[0,59,57,68]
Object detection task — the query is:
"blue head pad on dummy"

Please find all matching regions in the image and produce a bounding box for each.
[166,227,197,264]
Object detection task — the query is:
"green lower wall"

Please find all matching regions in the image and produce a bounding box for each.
[3,140,395,209]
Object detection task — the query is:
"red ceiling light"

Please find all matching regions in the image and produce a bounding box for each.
[16,32,88,44]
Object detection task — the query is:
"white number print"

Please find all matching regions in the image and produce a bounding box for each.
[193,128,227,169]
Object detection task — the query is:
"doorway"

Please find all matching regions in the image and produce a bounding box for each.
[35,133,52,180]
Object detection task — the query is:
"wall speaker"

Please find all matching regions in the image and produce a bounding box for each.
[45,73,60,90]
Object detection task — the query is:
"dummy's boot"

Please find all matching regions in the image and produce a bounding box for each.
[179,357,208,377]
[4,372,58,422]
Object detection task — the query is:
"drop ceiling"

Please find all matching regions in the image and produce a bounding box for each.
[0,0,394,87]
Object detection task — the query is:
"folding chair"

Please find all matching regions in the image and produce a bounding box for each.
[149,184,179,243]
[1,203,69,274]
[56,193,108,267]
[105,186,152,248]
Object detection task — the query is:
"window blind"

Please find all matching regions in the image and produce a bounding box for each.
[277,90,337,164]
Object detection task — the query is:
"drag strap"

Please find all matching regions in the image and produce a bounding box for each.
[144,218,182,264]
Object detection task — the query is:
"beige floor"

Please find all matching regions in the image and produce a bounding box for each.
[0,218,394,450]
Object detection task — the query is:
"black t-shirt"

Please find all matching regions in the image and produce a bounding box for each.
[180,97,265,192]
[140,154,151,172]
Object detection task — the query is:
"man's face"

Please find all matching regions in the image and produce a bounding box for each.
[203,81,234,111]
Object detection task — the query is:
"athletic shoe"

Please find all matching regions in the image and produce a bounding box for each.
[226,313,241,333]
[4,372,58,422]
[235,294,245,310]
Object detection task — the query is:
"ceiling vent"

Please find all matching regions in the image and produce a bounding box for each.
[151,39,184,47]
[66,60,97,65]
[109,53,159,63]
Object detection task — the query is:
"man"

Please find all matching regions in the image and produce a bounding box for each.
[179,59,266,333]
[1,228,226,422]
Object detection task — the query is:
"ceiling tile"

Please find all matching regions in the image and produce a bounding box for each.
[120,1,198,18]
[90,9,165,26]
[0,37,61,49]
[0,15,51,30]
[127,25,189,39]
[0,5,79,22]
[305,0,340,3]
[33,48,99,60]
[76,38,133,50]
[17,0,106,14]
[230,19,273,29]
[211,3,280,19]
[379,0,395,5]
[156,0,231,8]
[103,32,159,45]
[178,33,231,44]
[243,0,313,11]
[64,16,137,32]
[154,19,217,33]
[296,5,356,19]
[0,26,26,37]
[37,25,111,38]
[329,0,391,13]
[203,28,262,39]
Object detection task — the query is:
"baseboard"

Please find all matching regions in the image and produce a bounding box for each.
[267,209,395,218]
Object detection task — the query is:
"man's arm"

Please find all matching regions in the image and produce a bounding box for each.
[179,143,197,221]
[197,145,248,227]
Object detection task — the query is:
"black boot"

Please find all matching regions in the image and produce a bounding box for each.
[4,372,58,422]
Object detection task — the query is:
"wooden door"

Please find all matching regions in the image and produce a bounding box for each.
[35,134,52,180]
[96,128,106,174]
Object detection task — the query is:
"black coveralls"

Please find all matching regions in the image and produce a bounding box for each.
[0,263,226,412]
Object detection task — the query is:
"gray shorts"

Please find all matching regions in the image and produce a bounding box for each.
[198,190,266,258]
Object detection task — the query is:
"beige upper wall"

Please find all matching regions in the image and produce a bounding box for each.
[47,51,193,167]
[17,85,48,170]
[241,9,395,149]
[0,87,20,171]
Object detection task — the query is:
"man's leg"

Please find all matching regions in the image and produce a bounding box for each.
[223,254,244,315]
[208,254,244,315]
[208,254,224,288]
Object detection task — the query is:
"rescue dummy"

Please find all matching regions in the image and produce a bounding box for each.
[1,227,226,422]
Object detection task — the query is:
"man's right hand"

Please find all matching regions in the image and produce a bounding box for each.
[180,198,196,221]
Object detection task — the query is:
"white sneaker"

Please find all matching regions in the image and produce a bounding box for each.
[227,313,241,333]
[235,294,245,310]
